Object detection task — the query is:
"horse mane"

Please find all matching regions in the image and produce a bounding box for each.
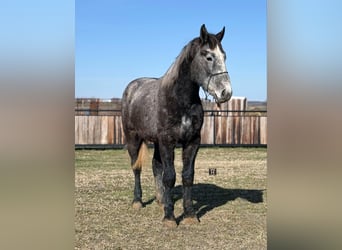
[161,34,220,88]
[161,40,196,88]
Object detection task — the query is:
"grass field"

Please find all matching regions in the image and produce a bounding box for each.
[75,147,267,249]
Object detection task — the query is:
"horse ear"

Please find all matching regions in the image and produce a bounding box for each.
[216,26,225,42]
[200,24,208,44]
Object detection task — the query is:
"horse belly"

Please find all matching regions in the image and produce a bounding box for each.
[136,109,158,141]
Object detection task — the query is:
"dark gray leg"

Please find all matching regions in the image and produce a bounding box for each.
[132,168,142,209]
[152,143,164,206]
[158,142,177,227]
[181,138,200,223]
[127,139,143,209]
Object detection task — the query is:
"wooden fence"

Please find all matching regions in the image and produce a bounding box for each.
[200,111,267,145]
[75,98,267,148]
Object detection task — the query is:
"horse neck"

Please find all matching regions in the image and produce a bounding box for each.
[162,65,201,109]
[177,72,200,105]
[161,43,201,107]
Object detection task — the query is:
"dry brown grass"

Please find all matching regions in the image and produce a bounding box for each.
[75,147,267,249]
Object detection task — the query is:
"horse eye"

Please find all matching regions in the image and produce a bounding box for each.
[206,56,213,62]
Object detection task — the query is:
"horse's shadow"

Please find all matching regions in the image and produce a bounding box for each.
[171,183,264,222]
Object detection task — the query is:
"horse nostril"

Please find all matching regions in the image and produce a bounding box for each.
[221,89,226,98]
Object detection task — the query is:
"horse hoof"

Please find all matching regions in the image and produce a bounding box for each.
[162,218,177,229]
[181,216,199,225]
[132,201,143,210]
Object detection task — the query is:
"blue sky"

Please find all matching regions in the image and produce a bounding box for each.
[76,0,266,101]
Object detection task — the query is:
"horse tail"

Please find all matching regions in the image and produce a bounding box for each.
[132,142,148,170]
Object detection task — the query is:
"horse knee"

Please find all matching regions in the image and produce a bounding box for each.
[163,170,176,188]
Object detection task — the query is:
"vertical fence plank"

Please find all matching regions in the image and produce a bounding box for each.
[114,115,124,145]
[233,116,241,145]
[251,116,259,144]
[227,115,234,144]
[100,116,108,144]
[89,117,95,144]
[75,116,79,144]
[215,116,228,144]
[215,116,221,144]
[93,116,102,144]
[260,116,267,145]
[201,116,214,144]
[107,116,114,144]
[81,116,89,144]
[241,116,250,144]
[120,117,125,144]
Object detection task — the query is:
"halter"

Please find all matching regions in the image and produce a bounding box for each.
[204,71,228,100]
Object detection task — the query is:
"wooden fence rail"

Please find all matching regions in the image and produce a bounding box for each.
[75,98,267,148]
[75,112,267,147]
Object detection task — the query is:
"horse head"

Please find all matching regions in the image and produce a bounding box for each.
[190,24,232,103]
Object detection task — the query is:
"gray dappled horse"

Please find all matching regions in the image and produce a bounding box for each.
[121,24,232,228]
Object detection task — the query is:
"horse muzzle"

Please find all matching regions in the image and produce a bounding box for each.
[206,72,232,103]
[214,84,232,103]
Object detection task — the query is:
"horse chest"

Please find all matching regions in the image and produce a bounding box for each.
[181,115,192,132]
[179,113,201,139]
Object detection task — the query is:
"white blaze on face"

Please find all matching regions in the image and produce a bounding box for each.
[212,45,227,73]
[207,45,232,102]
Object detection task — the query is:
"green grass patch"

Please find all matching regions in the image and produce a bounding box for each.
[75,147,267,249]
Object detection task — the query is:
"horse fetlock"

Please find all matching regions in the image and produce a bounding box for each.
[155,192,164,205]
[184,206,196,216]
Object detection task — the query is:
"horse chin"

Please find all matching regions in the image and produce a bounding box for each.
[215,94,232,105]
[206,94,220,108]
[213,95,224,107]
[215,97,231,108]
[209,94,222,108]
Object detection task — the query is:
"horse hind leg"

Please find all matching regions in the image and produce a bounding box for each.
[127,140,148,210]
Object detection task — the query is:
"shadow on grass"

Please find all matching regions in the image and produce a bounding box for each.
[172,183,264,221]
[142,198,155,207]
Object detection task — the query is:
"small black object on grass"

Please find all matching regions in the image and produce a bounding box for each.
[208,168,217,175]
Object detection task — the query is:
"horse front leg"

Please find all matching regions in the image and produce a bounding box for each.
[181,138,200,224]
[158,142,177,228]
